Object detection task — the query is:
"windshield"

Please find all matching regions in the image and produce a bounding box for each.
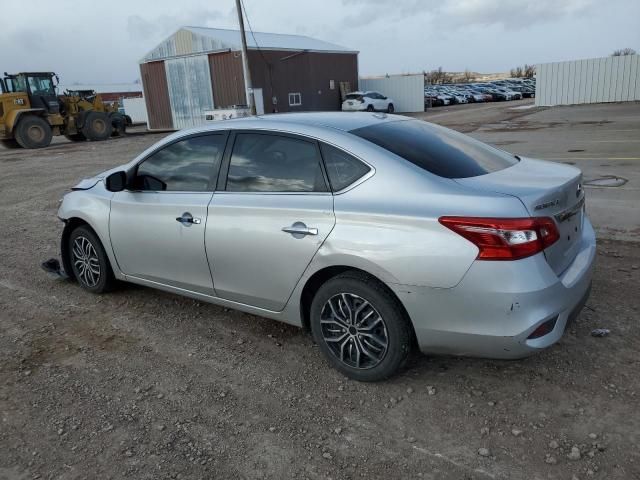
[350,120,519,179]
[27,76,55,96]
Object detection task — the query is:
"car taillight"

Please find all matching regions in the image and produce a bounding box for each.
[438,216,560,261]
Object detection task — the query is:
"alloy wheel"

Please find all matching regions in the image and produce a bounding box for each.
[72,236,101,287]
[320,293,389,369]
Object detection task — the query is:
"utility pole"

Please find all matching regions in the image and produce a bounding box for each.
[235,0,256,115]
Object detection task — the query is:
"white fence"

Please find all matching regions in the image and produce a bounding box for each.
[359,74,424,112]
[536,55,640,106]
[122,97,149,125]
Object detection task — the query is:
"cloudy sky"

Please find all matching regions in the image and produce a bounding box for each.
[1,0,638,84]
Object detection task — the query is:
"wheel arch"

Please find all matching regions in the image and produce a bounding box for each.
[298,265,415,342]
[7,108,47,132]
[60,216,117,281]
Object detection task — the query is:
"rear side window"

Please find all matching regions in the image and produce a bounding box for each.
[135,134,225,191]
[320,144,370,191]
[226,133,328,192]
[350,120,518,179]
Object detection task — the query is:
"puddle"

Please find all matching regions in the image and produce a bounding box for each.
[567,149,585,152]
[583,175,628,187]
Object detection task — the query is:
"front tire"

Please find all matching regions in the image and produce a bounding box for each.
[68,225,115,293]
[14,115,52,149]
[387,103,394,113]
[310,271,412,382]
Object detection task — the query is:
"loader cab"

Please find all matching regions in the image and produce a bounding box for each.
[3,72,60,114]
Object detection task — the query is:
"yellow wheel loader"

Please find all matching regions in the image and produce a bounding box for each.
[0,72,128,149]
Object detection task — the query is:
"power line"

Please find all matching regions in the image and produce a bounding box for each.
[239,0,276,111]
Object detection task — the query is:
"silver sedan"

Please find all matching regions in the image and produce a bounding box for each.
[57,113,595,381]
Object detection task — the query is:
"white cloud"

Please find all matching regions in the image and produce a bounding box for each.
[0,0,636,83]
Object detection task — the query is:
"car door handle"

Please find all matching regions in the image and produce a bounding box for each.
[176,212,201,226]
[282,222,318,237]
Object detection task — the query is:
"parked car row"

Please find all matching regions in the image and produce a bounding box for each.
[425,78,536,107]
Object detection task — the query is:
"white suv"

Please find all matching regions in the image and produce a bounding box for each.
[342,91,395,113]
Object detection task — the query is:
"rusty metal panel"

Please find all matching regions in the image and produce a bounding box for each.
[209,52,246,108]
[165,54,214,129]
[139,61,173,130]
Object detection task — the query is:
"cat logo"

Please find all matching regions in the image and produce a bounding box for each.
[13,98,25,105]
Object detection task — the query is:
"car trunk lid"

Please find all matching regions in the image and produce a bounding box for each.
[454,157,585,275]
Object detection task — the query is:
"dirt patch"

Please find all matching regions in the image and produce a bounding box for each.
[481,121,564,133]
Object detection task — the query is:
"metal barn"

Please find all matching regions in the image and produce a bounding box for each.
[139,27,359,130]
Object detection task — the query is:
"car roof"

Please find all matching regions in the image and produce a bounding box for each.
[154,113,409,147]
[224,111,406,132]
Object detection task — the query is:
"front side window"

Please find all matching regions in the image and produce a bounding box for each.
[134,134,226,191]
[320,143,371,191]
[351,120,518,179]
[6,76,27,93]
[226,133,327,193]
[288,93,302,106]
[27,76,55,96]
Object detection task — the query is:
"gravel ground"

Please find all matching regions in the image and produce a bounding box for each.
[1,115,639,480]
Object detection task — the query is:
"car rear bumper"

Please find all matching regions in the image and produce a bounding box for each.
[391,216,596,359]
[342,104,367,111]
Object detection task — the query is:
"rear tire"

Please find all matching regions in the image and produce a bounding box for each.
[310,271,412,382]
[0,139,22,149]
[82,112,112,141]
[109,113,127,137]
[68,225,115,294]
[366,104,374,112]
[14,115,52,149]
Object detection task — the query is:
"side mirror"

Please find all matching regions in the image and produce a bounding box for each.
[105,171,127,192]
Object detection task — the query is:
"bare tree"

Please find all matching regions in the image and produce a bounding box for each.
[463,69,475,83]
[425,67,452,85]
[524,64,536,78]
[510,65,535,78]
[612,48,637,56]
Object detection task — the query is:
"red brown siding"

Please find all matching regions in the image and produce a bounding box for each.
[247,50,358,113]
[140,61,173,129]
[209,52,246,108]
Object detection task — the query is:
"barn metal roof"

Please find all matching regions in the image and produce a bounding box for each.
[186,27,355,53]
[140,26,357,63]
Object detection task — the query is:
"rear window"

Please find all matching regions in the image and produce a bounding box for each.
[350,120,518,179]
[320,143,370,191]
[345,94,363,101]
